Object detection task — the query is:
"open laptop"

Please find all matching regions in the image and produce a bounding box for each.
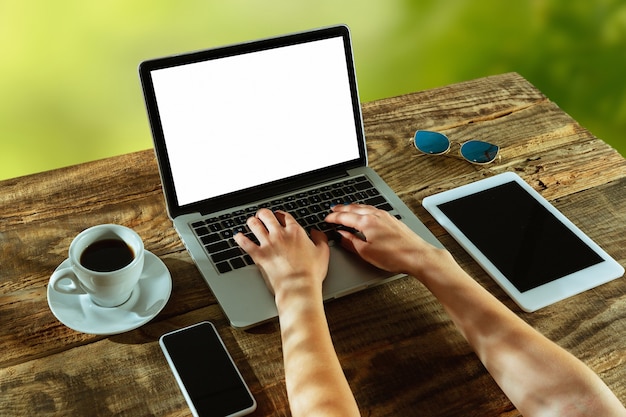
[139,24,442,328]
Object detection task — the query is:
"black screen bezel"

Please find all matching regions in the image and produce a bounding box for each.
[139,25,366,217]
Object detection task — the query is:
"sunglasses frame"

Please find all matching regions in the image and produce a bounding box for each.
[411,130,501,165]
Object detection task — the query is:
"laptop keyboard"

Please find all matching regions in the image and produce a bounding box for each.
[190,176,398,274]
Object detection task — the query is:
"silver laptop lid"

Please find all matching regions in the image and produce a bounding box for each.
[139,25,367,218]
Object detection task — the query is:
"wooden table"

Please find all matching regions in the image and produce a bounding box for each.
[1,72,625,416]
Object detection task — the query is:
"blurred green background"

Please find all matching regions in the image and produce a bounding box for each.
[1,0,625,180]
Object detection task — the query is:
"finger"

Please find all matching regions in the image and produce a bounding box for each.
[326,204,382,226]
[246,215,270,243]
[274,210,299,228]
[233,230,258,253]
[330,203,379,215]
[254,208,282,232]
[324,210,363,230]
[336,230,360,254]
[310,228,329,248]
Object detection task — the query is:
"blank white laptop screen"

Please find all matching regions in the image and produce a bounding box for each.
[150,36,360,207]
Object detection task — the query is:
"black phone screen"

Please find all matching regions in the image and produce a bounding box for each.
[437,181,603,292]
[160,322,255,417]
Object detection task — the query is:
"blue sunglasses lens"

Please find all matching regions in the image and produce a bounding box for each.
[460,140,499,164]
[413,130,450,154]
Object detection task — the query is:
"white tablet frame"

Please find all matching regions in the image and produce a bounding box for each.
[422,172,624,312]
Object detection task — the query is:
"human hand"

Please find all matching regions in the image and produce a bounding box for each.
[325,204,438,275]
[233,209,329,299]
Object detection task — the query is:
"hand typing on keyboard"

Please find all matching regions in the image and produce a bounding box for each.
[192,176,398,274]
[233,209,329,296]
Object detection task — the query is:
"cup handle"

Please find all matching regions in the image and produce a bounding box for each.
[50,267,87,295]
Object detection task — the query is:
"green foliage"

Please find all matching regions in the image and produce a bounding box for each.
[1,0,624,180]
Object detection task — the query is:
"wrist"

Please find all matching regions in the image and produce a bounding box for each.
[406,246,457,284]
[273,275,324,314]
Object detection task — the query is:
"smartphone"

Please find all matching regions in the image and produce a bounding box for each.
[159,321,257,417]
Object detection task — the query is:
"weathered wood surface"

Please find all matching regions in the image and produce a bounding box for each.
[1,72,625,416]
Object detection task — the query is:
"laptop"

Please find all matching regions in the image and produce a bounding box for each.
[139,24,442,328]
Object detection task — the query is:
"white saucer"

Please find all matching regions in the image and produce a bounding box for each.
[47,251,172,335]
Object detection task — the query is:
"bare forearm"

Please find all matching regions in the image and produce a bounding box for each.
[276,289,360,417]
[410,249,626,417]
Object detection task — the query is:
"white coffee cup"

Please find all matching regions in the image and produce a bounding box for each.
[50,224,145,308]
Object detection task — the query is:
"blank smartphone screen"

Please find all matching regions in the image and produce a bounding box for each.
[437,181,603,292]
[160,322,255,417]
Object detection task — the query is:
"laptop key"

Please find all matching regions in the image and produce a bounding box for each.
[320,191,333,201]
[230,257,246,270]
[364,195,386,207]
[233,225,248,236]
[305,215,319,226]
[206,241,229,253]
[233,215,247,225]
[194,226,210,236]
[207,222,222,232]
[211,247,243,263]
[221,219,236,228]
[354,181,372,191]
[216,261,232,274]
[201,233,221,245]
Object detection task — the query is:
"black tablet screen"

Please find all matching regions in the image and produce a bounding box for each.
[437,181,603,292]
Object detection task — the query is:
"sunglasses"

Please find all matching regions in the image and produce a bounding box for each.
[412,130,500,165]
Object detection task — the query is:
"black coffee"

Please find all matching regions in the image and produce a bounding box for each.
[80,239,135,272]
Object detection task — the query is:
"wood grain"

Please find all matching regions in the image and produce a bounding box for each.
[1,73,624,416]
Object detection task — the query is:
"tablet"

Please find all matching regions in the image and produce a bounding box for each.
[422,172,624,312]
